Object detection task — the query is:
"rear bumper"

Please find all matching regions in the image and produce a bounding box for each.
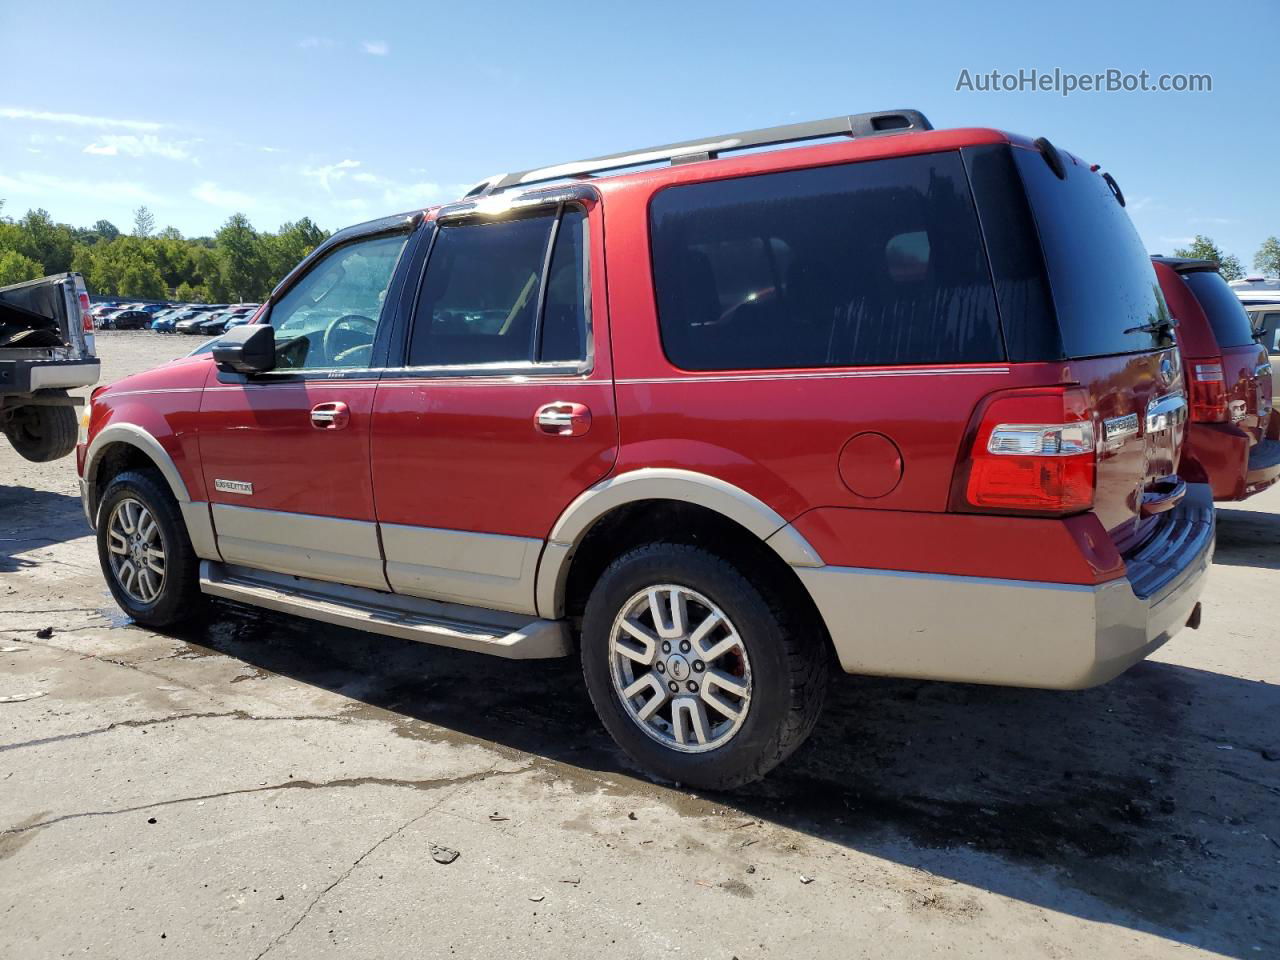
[795,483,1215,690]
[1245,438,1280,497]
[0,358,100,394]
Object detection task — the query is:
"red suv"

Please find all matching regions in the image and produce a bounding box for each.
[1151,256,1278,499]
[78,111,1212,789]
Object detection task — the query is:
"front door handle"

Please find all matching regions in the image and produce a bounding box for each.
[311,401,350,430]
[534,401,591,437]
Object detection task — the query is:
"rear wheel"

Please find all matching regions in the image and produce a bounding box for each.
[581,543,828,790]
[96,469,201,627]
[4,400,77,462]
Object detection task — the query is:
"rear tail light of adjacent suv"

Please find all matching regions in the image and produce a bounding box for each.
[952,387,1096,515]
[1186,358,1228,422]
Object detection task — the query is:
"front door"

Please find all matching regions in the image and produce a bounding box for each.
[198,228,414,589]
[370,202,617,614]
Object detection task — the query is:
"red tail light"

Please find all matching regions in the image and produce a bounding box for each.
[78,293,93,332]
[952,387,1096,515]
[1186,358,1227,422]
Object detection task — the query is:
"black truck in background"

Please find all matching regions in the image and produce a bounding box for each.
[1,273,100,462]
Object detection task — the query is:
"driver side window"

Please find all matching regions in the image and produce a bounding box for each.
[267,232,410,370]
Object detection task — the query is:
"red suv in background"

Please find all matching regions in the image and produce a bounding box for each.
[1152,256,1278,499]
[78,110,1212,788]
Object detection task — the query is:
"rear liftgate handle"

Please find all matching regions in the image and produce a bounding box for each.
[534,401,591,437]
[310,401,350,430]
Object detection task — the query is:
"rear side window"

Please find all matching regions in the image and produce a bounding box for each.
[1013,148,1167,358]
[1181,270,1257,348]
[649,152,1003,370]
[408,208,587,367]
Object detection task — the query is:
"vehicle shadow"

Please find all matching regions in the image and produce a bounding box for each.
[174,603,1279,958]
[1213,507,1280,571]
[0,485,88,573]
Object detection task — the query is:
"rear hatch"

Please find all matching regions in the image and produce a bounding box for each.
[1177,267,1273,440]
[1011,144,1187,551]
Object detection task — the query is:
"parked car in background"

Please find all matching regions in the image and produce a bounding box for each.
[222,309,257,331]
[153,309,199,334]
[1153,256,1277,500]
[175,313,213,334]
[103,309,152,331]
[79,110,1212,789]
[1245,302,1280,356]
[1230,276,1280,306]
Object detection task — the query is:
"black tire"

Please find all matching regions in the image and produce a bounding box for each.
[4,400,77,462]
[581,542,828,790]
[95,468,201,628]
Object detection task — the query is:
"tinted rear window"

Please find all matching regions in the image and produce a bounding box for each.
[1014,147,1167,358]
[649,151,1003,370]
[1182,270,1257,348]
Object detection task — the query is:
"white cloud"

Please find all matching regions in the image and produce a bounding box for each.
[1190,216,1237,226]
[1,106,164,132]
[351,172,382,184]
[0,170,161,204]
[1160,236,1197,246]
[299,36,335,49]
[193,181,258,209]
[300,158,361,191]
[361,40,389,56]
[83,134,195,161]
[381,181,448,208]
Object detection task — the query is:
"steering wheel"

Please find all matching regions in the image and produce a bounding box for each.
[322,313,377,364]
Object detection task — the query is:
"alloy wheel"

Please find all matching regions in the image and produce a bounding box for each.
[106,497,166,604]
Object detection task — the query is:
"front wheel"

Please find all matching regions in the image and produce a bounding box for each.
[96,469,201,627]
[581,543,828,790]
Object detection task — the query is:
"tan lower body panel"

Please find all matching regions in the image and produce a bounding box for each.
[379,523,540,616]
[210,503,388,591]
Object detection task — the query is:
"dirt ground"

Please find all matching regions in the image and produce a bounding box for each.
[2,331,1277,959]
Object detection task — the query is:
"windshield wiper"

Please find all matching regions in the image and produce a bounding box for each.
[1124,316,1179,336]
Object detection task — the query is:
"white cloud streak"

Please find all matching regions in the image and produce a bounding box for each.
[361,40,389,56]
[84,134,195,161]
[1,106,164,132]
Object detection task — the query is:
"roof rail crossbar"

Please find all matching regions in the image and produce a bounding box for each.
[464,109,932,198]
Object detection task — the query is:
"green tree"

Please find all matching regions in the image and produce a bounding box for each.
[1254,236,1280,277]
[16,208,75,273]
[175,281,213,303]
[0,249,43,285]
[215,213,268,301]
[1173,235,1244,281]
[93,219,120,241]
[264,217,328,286]
[132,205,155,238]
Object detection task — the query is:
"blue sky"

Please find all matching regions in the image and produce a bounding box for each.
[1,0,1276,266]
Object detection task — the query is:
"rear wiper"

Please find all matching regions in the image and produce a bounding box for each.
[1125,316,1179,336]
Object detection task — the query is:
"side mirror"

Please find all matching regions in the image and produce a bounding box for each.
[213,323,275,374]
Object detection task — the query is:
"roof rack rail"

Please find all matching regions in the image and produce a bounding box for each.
[463,109,932,199]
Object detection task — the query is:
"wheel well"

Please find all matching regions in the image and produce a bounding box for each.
[561,499,830,645]
[89,442,162,517]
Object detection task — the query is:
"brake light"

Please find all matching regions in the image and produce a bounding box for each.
[78,292,93,332]
[953,387,1096,515]
[1187,358,1227,422]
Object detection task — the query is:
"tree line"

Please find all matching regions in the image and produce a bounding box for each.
[1169,235,1279,281]
[0,201,330,303]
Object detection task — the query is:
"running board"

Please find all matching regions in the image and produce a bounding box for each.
[198,561,571,659]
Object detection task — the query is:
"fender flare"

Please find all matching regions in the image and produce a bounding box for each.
[84,423,192,515]
[535,468,823,618]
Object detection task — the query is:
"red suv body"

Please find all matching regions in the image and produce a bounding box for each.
[1152,257,1278,499]
[78,111,1213,788]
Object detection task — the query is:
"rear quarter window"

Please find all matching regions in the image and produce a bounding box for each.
[649,151,1004,371]
[1181,270,1257,348]
[1013,147,1167,358]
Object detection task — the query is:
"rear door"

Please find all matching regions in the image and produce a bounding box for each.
[370,199,617,615]
[1012,146,1187,549]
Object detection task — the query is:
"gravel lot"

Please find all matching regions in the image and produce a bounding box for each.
[2,331,1278,959]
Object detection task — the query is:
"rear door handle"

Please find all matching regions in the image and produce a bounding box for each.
[311,401,350,430]
[535,402,591,437]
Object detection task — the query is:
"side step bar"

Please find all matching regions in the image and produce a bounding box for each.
[198,561,571,659]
